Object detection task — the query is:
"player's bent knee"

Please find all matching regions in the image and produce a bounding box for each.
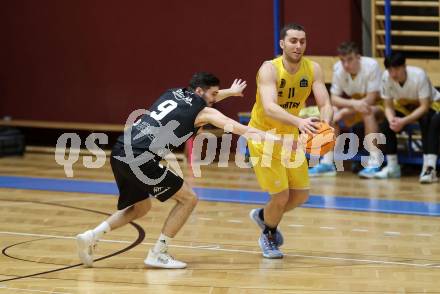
[270,192,290,208]
[178,191,198,207]
[297,193,309,205]
[186,190,198,207]
[173,185,198,207]
[295,191,309,205]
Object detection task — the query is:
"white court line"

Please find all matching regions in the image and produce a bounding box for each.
[415,233,433,237]
[1,231,439,269]
[423,263,440,267]
[288,224,304,228]
[384,231,401,236]
[0,285,71,294]
[0,232,74,240]
[191,245,221,249]
[1,196,436,241]
[227,220,242,223]
[198,217,213,221]
[352,228,369,232]
[319,226,335,230]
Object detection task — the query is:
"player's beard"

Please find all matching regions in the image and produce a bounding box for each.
[286,52,302,64]
[201,92,213,107]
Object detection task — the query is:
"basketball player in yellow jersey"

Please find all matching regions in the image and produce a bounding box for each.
[248,23,333,259]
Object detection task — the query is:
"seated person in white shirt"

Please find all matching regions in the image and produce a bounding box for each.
[374,52,440,183]
[309,42,383,178]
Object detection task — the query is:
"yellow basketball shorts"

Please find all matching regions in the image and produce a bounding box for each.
[247,140,310,195]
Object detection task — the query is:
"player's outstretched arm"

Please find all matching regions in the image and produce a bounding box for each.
[215,79,247,103]
[312,62,333,124]
[194,107,279,141]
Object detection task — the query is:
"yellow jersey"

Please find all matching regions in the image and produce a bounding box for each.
[249,56,314,138]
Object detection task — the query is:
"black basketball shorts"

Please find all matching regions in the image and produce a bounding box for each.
[110,144,184,210]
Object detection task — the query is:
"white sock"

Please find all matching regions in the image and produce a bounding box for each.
[321,151,334,165]
[153,233,171,253]
[386,155,398,168]
[367,152,381,168]
[422,154,428,172]
[92,221,111,241]
[425,154,438,170]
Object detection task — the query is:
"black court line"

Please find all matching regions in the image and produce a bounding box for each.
[0,199,145,282]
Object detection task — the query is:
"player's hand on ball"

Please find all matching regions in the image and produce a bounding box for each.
[299,121,336,156]
[322,120,335,133]
[298,117,320,135]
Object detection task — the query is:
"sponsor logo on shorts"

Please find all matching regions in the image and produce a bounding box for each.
[153,186,171,196]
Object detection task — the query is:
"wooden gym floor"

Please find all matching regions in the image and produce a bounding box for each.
[0,153,439,293]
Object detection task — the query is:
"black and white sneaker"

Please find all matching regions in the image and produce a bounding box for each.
[419,167,438,184]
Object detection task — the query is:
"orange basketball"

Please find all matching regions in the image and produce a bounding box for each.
[300,122,335,156]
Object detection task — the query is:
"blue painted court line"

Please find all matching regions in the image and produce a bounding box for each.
[0,175,439,216]
[0,176,119,195]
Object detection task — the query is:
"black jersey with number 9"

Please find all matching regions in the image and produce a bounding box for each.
[116,88,207,157]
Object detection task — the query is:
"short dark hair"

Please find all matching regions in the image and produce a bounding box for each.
[188,72,220,90]
[384,52,406,68]
[337,41,360,55]
[280,23,305,40]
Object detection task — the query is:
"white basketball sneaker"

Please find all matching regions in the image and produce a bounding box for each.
[76,230,97,267]
[419,167,438,184]
[374,165,401,179]
[144,249,187,269]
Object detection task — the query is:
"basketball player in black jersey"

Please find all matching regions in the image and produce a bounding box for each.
[76,72,273,269]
